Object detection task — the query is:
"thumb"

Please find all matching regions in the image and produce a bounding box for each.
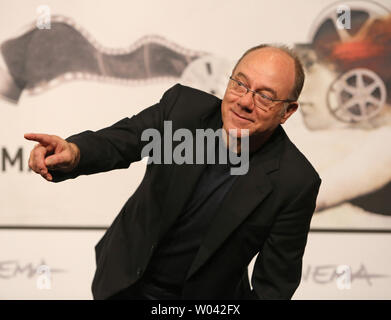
[45,154,64,168]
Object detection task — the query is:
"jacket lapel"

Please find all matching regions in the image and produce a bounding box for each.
[155,99,286,281]
[156,102,223,241]
[185,124,286,281]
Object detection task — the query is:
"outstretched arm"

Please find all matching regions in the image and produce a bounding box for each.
[24,83,182,182]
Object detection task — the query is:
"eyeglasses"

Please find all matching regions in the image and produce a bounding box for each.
[228,76,296,111]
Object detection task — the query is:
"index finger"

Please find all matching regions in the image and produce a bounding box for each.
[24,133,55,146]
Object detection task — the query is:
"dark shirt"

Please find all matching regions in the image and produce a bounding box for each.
[139,159,239,299]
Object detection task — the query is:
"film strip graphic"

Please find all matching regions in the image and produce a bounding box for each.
[0,15,208,103]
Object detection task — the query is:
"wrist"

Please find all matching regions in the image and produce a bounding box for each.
[69,142,80,171]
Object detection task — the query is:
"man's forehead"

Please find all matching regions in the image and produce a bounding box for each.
[241,47,295,70]
[235,48,295,91]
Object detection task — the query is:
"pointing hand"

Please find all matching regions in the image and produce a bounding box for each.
[24,133,80,181]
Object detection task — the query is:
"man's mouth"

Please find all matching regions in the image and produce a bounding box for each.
[231,110,253,123]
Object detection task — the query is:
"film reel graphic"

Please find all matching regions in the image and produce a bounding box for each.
[308,0,390,123]
[308,0,390,44]
[180,55,233,99]
[327,68,386,123]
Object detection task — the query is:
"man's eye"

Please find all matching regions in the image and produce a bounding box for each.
[259,93,272,100]
[238,81,246,87]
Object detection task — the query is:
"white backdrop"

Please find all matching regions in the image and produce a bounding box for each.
[1,230,389,299]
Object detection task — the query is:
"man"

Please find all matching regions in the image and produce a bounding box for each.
[25,44,321,299]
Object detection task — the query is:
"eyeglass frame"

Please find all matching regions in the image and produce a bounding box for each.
[228,76,296,110]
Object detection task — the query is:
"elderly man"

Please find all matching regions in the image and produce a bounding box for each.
[25,44,321,300]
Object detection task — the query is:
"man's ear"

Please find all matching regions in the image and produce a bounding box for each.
[280,102,298,124]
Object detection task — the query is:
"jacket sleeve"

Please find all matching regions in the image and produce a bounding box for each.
[250,176,321,299]
[50,83,182,182]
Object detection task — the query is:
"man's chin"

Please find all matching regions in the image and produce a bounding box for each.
[224,125,251,139]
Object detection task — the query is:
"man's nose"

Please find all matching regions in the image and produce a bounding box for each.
[237,91,255,111]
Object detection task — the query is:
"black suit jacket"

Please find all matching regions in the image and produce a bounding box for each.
[53,83,321,299]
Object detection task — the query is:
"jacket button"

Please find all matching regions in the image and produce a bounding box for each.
[151,244,155,251]
[136,268,142,277]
